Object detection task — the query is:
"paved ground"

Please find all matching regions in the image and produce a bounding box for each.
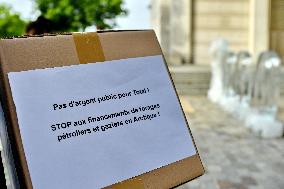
[178,96,284,189]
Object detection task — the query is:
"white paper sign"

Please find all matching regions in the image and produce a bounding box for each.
[8,55,196,189]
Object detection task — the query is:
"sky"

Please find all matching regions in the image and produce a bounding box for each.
[0,0,151,29]
[116,0,150,29]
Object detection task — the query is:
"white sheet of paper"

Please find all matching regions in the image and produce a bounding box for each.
[8,55,196,189]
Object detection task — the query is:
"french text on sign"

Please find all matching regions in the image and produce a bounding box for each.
[8,55,196,189]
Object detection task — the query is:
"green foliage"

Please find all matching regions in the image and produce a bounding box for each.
[34,0,127,31]
[0,4,26,38]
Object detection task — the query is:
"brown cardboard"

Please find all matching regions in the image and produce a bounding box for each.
[0,30,204,188]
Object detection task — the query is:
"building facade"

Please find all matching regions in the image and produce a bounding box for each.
[151,0,284,65]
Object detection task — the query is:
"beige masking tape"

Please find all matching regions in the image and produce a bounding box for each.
[73,32,144,188]
[73,32,105,64]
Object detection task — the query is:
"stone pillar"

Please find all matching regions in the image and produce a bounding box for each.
[249,0,270,58]
[150,0,162,42]
[150,0,171,62]
[169,0,192,65]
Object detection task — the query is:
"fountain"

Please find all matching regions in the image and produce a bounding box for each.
[246,51,283,138]
[208,40,284,138]
[207,38,228,103]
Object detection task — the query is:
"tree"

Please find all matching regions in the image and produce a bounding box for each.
[0,4,26,37]
[33,0,127,31]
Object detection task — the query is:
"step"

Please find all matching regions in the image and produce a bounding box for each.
[169,65,284,96]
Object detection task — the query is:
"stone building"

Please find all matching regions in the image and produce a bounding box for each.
[151,0,284,65]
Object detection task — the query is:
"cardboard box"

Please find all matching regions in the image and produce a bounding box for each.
[0,30,204,188]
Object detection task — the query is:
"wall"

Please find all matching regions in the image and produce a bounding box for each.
[192,0,250,64]
[270,0,284,61]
